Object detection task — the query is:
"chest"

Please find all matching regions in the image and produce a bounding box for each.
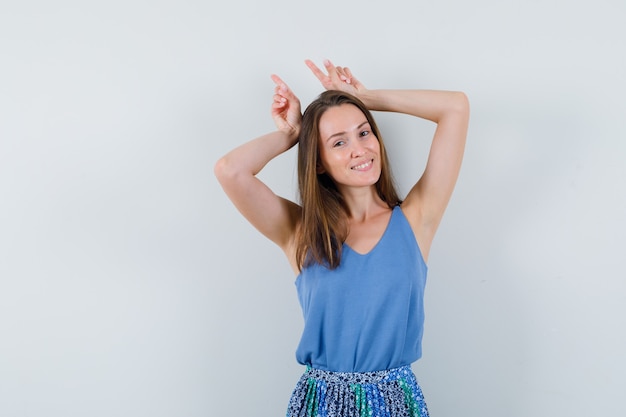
[344,210,393,255]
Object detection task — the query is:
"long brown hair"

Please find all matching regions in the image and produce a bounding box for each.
[296,90,401,270]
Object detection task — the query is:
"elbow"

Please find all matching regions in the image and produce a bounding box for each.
[214,154,255,191]
[213,156,225,181]
[452,91,470,115]
[437,92,469,130]
[442,92,469,124]
[213,155,236,185]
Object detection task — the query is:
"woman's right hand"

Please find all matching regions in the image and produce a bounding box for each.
[270,74,301,141]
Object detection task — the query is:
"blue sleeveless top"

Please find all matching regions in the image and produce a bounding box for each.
[295,205,428,372]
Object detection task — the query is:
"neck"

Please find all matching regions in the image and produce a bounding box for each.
[340,185,389,221]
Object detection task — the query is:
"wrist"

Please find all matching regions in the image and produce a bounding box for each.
[356,89,381,111]
[278,127,300,145]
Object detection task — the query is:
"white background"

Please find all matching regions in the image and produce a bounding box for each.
[1,1,625,416]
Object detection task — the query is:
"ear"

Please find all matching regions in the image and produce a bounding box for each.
[316,162,326,174]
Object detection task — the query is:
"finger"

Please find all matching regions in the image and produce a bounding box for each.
[323,59,336,73]
[274,85,288,97]
[305,59,328,82]
[272,89,287,103]
[335,66,351,84]
[345,67,361,87]
[270,73,285,86]
[329,61,352,85]
[270,74,292,94]
[273,94,287,104]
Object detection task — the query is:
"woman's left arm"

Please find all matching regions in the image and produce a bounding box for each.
[365,89,469,262]
[306,59,470,257]
[363,88,470,228]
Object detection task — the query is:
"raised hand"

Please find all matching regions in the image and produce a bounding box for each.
[305,59,367,97]
[270,74,301,140]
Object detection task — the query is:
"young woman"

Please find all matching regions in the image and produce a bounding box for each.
[214,59,469,417]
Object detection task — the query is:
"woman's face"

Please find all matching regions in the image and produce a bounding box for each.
[317,104,381,190]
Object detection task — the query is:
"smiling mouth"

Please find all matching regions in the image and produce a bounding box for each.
[351,159,373,170]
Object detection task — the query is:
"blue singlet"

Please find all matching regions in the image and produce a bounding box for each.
[294,205,428,372]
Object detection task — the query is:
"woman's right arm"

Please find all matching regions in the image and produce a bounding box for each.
[213,75,302,256]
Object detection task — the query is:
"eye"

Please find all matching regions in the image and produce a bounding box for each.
[360,130,370,137]
[332,139,346,148]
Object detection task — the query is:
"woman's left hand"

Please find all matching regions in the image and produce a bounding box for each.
[305,59,367,97]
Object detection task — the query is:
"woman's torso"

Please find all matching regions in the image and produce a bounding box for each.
[294,205,428,372]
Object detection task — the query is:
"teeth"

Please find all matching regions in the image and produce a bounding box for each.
[352,160,372,170]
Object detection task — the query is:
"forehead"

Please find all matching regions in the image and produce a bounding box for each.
[318,104,367,136]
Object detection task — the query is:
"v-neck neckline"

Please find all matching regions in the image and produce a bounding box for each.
[343,206,397,256]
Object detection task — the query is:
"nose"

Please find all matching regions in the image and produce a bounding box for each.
[350,140,366,158]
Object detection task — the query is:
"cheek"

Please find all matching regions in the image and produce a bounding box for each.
[319,148,339,165]
[370,138,381,151]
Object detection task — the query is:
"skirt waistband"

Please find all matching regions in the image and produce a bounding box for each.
[288,364,429,417]
[303,365,414,385]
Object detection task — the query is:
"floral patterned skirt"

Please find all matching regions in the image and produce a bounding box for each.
[286,365,429,417]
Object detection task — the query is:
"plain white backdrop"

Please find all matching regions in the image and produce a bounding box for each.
[1,1,625,416]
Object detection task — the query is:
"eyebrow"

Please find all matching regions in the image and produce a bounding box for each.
[325,121,370,143]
